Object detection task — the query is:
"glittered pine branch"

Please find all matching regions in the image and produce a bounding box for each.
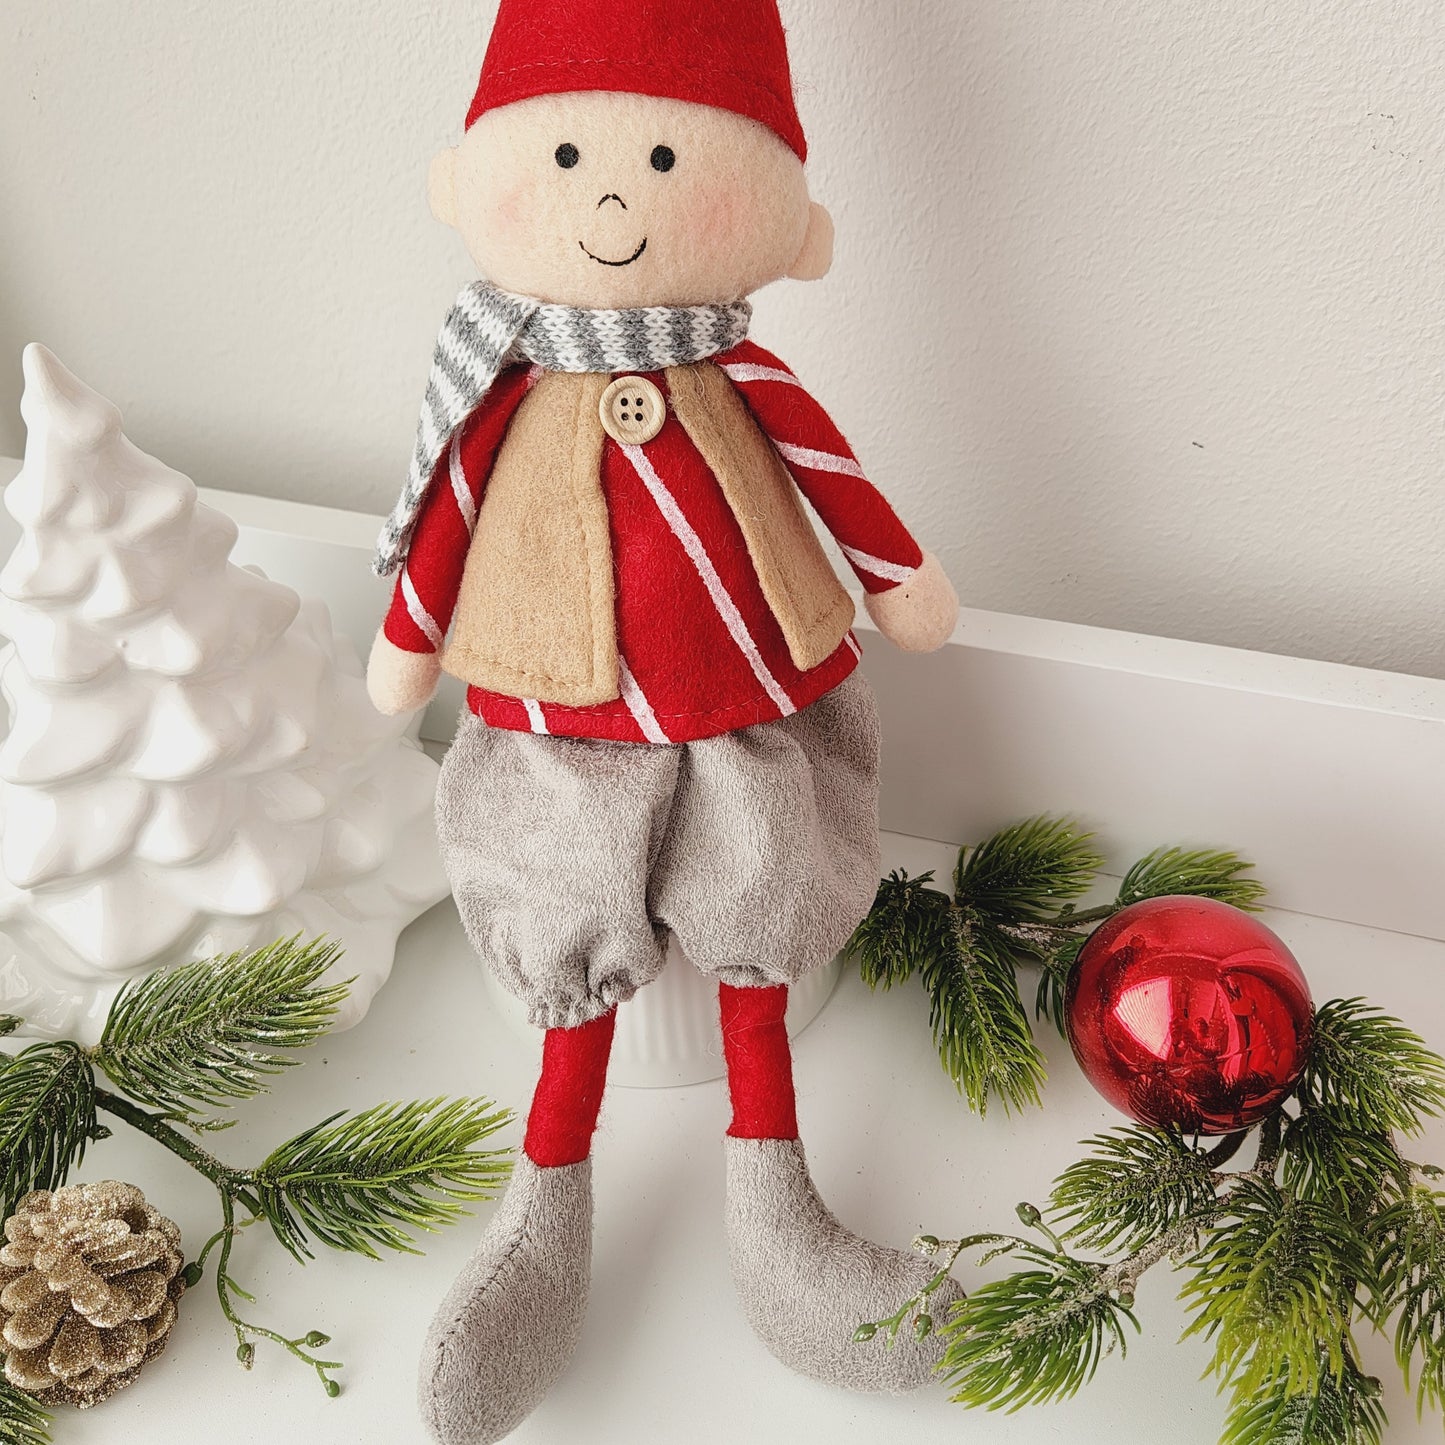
[849,816,1266,1115]
[0,937,514,1419]
[858,981,1445,1443]
[0,1378,52,1445]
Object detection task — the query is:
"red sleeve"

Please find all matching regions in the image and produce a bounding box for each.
[383,366,538,653]
[717,340,925,595]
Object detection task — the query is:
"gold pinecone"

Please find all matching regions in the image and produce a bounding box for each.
[0,1180,186,1409]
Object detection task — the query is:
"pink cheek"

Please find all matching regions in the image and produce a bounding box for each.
[682,188,748,250]
[493,184,532,233]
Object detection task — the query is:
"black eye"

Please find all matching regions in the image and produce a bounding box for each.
[555,143,580,169]
[650,145,676,173]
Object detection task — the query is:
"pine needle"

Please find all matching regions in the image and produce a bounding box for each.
[954,817,1103,921]
[1115,847,1265,911]
[1219,1360,1386,1445]
[939,1249,1139,1410]
[1301,999,1445,1136]
[1050,1128,1218,1253]
[1374,1184,1445,1416]
[0,1041,96,1219]
[1033,936,1083,1035]
[0,1383,51,1445]
[1279,1109,1407,1213]
[253,1098,514,1261]
[922,911,1046,1116]
[93,937,352,1126]
[1180,1179,1375,1397]
[849,872,951,990]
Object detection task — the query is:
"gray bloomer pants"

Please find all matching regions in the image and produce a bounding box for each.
[436,674,882,1031]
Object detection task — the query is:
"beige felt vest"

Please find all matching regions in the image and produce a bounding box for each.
[441,363,856,708]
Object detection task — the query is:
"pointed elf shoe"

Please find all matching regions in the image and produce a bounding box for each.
[418,1156,594,1445]
[724,1137,963,1392]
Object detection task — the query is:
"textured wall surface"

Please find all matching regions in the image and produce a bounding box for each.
[2,2,1441,676]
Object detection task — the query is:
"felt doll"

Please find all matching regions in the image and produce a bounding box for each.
[366,2,962,1441]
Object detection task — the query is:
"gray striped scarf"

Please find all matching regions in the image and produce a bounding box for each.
[373,282,752,576]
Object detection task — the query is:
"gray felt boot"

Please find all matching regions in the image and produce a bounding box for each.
[725,1137,963,1393]
[418,1156,592,1445]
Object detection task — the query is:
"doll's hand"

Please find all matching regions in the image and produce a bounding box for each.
[864,552,959,653]
[367,630,443,715]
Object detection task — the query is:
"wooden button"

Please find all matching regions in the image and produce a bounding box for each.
[599,376,666,446]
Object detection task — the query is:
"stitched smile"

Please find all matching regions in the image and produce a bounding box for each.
[579,238,648,267]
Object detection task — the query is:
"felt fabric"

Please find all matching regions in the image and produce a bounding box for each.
[725,1138,965,1393]
[418,1156,593,1445]
[442,93,814,312]
[443,371,618,707]
[439,361,855,705]
[863,551,960,652]
[434,673,881,1030]
[722,341,925,594]
[524,1010,617,1168]
[366,626,441,717]
[374,279,750,578]
[384,348,924,742]
[667,362,855,673]
[720,984,799,1141]
[466,0,808,162]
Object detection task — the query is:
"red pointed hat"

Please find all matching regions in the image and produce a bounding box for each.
[465,0,807,161]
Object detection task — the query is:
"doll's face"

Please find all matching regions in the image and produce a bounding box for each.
[429,91,833,308]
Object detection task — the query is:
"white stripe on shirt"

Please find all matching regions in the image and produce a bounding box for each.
[521,698,550,735]
[401,569,444,650]
[618,657,670,744]
[721,363,802,388]
[773,441,868,479]
[839,543,917,585]
[620,445,796,719]
[448,430,477,534]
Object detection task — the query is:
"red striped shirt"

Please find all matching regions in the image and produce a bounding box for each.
[384,340,923,744]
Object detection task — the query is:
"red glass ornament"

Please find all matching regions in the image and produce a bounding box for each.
[1065,896,1313,1135]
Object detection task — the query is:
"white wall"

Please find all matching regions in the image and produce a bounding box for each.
[2,1,1442,677]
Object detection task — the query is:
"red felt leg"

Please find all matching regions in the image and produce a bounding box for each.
[523,1008,617,1168]
[720,983,799,1141]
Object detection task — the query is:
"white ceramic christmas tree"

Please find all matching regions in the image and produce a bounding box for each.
[0,345,448,1042]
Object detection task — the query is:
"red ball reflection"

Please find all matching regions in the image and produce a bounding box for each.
[1065,896,1313,1135]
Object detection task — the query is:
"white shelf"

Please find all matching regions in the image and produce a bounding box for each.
[2,462,1441,1440]
[38,833,1445,1445]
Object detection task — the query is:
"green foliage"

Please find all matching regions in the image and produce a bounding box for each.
[850,872,950,990]
[0,1381,52,1445]
[1301,999,1445,1136]
[1181,1178,1374,1397]
[1050,1128,1217,1253]
[953,816,1102,921]
[1032,936,1082,1035]
[0,1017,20,1040]
[1279,1108,1405,1213]
[94,937,351,1127]
[852,813,1444,1445]
[939,1245,1139,1411]
[920,911,1045,1116]
[0,1040,96,1219]
[1115,847,1266,912]
[854,817,1268,1094]
[0,937,517,1399]
[1374,1183,1445,1416]
[1219,1360,1386,1445]
[254,1098,513,1261]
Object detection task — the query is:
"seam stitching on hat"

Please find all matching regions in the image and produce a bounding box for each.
[481,60,795,111]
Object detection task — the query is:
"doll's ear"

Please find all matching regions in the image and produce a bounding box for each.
[428,148,460,228]
[787,202,835,282]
